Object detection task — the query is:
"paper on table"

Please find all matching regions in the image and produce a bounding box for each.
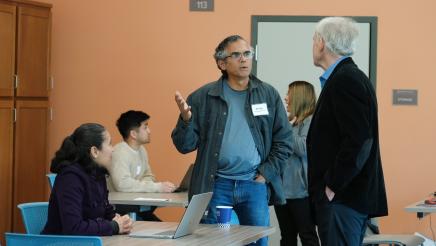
[133,197,169,202]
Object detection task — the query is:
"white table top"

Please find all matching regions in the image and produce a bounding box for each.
[109,192,188,207]
[404,200,436,214]
[102,221,275,246]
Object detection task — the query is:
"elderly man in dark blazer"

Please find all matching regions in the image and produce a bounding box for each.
[307,16,388,245]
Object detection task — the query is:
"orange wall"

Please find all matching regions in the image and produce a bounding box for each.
[43,0,436,236]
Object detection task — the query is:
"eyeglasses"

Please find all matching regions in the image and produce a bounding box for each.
[224,50,254,60]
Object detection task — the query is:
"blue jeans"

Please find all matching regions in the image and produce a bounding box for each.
[315,192,368,246]
[203,177,269,246]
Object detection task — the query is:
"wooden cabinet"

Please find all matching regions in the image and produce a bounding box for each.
[0,100,14,242]
[0,1,51,97]
[16,5,51,97]
[13,100,50,231]
[0,4,16,97]
[0,0,51,242]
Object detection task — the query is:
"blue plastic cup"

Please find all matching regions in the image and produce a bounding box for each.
[129,212,137,222]
[216,205,233,228]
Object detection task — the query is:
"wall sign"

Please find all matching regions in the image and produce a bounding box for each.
[393,89,418,105]
[190,0,214,11]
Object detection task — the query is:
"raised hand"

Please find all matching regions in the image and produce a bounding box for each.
[175,91,192,122]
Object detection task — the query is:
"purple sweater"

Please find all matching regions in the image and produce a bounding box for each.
[42,163,116,236]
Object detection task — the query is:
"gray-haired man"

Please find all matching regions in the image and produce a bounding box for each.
[172,35,292,246]
[308,17,388,245]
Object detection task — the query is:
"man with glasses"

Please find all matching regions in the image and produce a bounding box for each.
[172,35,292,246]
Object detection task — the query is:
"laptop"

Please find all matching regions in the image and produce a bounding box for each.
[129,192,212,239]
[173,164,194,193]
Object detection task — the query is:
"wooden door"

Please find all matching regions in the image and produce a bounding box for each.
[13,100,50,232]
[16,5,50,97]
[0,100,14,244]
[0,3,16,97]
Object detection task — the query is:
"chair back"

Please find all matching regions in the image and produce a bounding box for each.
[17,202,49,234]
[230,210,239,225]
[46,173,57,189]
[5,232,103,246]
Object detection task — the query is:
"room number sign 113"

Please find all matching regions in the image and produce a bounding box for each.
[190,0,214,11]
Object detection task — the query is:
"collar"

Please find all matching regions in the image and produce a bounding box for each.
[319,56,349,88]
[208,75,261,97]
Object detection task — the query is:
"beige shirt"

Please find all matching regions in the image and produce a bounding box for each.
[108,141,162,192]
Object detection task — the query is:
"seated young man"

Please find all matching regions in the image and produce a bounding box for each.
[108,110,176,221]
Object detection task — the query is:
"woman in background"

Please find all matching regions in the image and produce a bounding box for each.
[275,81,320,246]
[42,123,132,235]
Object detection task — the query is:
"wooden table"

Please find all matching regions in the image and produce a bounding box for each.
[109,192,188,207]
[103,221,275,246]
[405,200,436,219]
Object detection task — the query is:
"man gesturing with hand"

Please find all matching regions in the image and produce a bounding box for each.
[172,35,291,246]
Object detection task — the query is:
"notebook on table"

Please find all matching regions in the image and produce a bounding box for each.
[129,192,212,239]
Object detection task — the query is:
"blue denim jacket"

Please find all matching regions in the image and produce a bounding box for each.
[172,75,292,205]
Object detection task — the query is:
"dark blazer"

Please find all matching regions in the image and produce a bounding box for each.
[42,163,116,235]
[307,58,388,218]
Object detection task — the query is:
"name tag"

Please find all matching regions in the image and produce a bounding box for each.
[251,103,269,116]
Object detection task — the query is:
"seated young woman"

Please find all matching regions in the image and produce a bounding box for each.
[42,123,132,236]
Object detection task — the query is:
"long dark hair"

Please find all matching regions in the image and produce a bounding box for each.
[50,123,108,176]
